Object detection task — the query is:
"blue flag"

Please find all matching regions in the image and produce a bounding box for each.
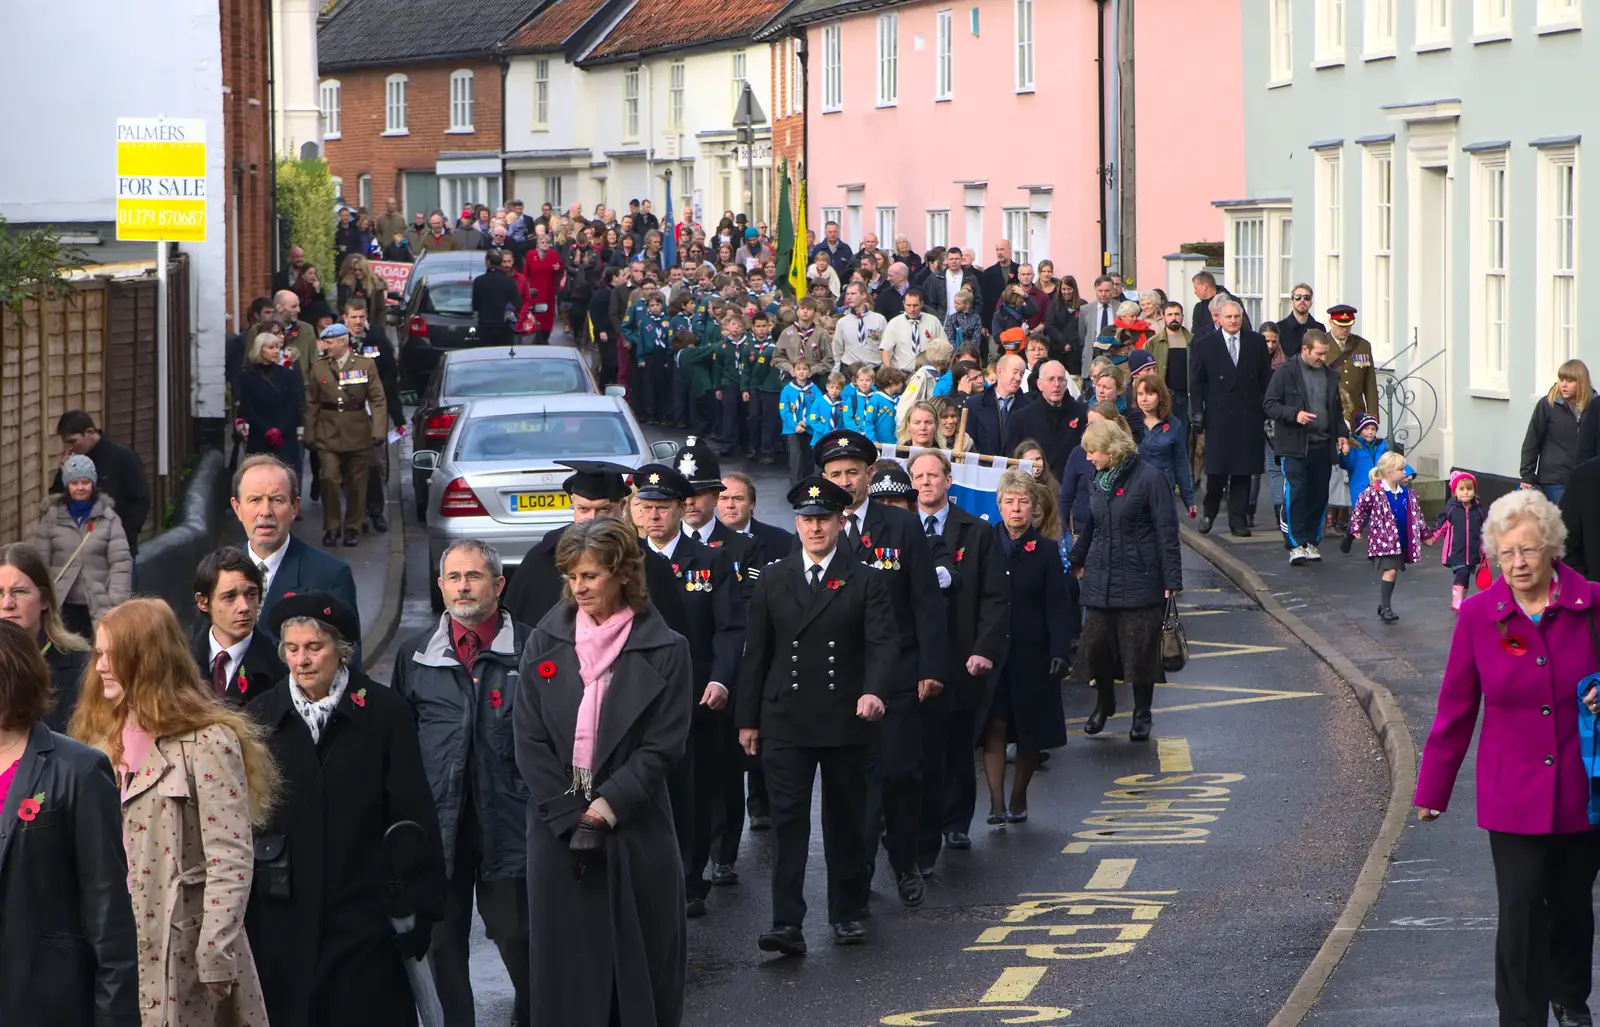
[663,189,678,268]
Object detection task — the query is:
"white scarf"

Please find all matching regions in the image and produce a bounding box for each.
[290,666,350,743]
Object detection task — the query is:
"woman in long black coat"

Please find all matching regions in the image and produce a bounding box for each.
[235,323,305,472]
[515,518,691,1027]
[245,593,445,1027]
[982,469,1073,825]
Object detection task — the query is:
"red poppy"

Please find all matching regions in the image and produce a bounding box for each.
[955,547,965,563]
[489,690,503,708]
[861,534,872,548]
[352,687,368,708]
[827,579,843,590]
[87,522,95,533]
[1500,636,1528,657]
[538,660,557,678]
[283,591,296,598]
[672,563,680,575]
[1116,488,1125,497]
[1162,423,1171,433]
[1024,540,1037,552]
[323,607,332,615]
[17,793,43,821]
[236,674,248,695]
[1069,419,1079,429]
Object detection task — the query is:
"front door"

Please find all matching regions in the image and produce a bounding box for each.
[1404,164,1451,478]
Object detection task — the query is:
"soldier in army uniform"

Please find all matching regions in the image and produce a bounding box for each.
[1324,304,1381,430]
[301,323,388,547]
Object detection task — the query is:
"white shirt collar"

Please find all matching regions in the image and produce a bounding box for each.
[250,540,290,593]
[847,497,871,528]
[920,501,950,533]
[649,532,681,559]
[686,520,715,545]
[803,547,838,575]
[208,629,253,671]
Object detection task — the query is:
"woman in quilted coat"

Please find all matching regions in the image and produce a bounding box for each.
[1348,451,1424,624]
[34,454,132,638]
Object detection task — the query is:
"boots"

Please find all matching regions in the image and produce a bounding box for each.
[1129,681,1154,742]
[1451,584,1465,612]
[1084,682,1115,735]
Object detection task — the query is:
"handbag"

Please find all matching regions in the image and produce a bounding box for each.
[1160,595,1189,674]
[1474,554,1492,591]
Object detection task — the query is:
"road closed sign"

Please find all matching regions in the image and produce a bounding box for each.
[115,117,208,242]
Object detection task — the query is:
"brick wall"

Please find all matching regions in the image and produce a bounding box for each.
[219,0,274,328]
[768,40,804,247]
[322,59,504,216]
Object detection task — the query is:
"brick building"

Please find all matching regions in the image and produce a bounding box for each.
[317,0,537,220]
[761,25,806,244]
[221,0,274,327]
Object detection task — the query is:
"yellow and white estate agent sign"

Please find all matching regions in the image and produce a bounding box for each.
[115,117,207,242]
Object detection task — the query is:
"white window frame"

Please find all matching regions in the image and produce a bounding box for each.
[1014,0,1035,92]
[544,175,563,210]
[1269,0,1293,84]
[1315,0,1346,64]
[1536,144,1581,389]
[1002,208,1030,266]
[791,40,804,113]
[877,207,897,248]
[877,12,899,106]
[448,69,475,133]
[1314,148,1344,304]
[319,79,341,139]
[1364,0,1397,57]
[668,60,685,130]
[357,173,371,212]
[1469,149,1511,393]
[1538,0,1583,32]
[1474,0,1512,39]
[935,9,954,101]
[821,23,843,112]
[1362,144,1396,355]
[383,74,408,135]
[820,207,844,236]
[926,210,950,249]
[623,68,640,143]
[533,59,550,130]
[1416,0,1453,50]
[331,176,344,203]
[1277,216,1296,318]
[1228,214,1267,326]
[732,50,748,111]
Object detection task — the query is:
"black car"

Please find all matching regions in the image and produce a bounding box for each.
[410,346,601,520]
[399,268,517,391]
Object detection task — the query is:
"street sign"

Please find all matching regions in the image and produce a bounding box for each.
[732,83,767,127]
[371,260,413,303]
[115,117,207,242]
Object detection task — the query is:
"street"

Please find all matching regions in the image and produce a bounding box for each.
[369,356,1389,1025]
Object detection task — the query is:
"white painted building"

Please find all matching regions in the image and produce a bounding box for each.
[273,0,323,157]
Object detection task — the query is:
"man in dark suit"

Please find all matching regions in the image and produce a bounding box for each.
[1190,299,1271,536]
[736,476,897,957]
[907,451,1009,864]
[978,240,1020,345]
[1275,284,1324,358]
[818,430,949,909]
[962,354,1033,456]
[1190,269,1251,338]
[189,546,288,705]
[232,455,362,665]
[676,440,761,572]
[633,464,746,919]
[1002,360,1087,479]
[921,247,983,322]
[716,472,797,569]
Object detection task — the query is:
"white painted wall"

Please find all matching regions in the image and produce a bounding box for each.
[273,0,323,157]
[0,1,229,419]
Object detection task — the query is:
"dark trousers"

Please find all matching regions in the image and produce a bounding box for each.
[1283,447,1333,549]
[686,719,728,898]
[1488,829,1600,1026]
[748,390,782,457]
[365,438,390,519]
[914,691,953,870]
[713,730,751,865]
[691,393,718,438]
[635,350,673,422]
[666,741,696,886]
[939,707,982,839]
[786,433,811,484]
[762,739,869,927]
[432,806,530,1027]
[718,387,745,450]
[865,693,922,878]
[1203,473,1252,530]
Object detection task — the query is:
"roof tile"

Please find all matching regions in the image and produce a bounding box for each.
[508,0,612,52]
[318,0,545,69]
[584,0,791,62]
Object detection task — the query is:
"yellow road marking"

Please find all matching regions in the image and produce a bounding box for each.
[1185,639,1286,658]
[1084,858,1137,890]
[1066,683,1316,726]
[980,966,1048,1003]
[1157,737,1193,772]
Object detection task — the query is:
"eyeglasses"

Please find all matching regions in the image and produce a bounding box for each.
[0,588,36,602]
[1496,544,1547,564]
[1291,294,1313,302]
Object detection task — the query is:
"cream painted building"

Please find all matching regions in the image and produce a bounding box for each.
[273,0,323,156]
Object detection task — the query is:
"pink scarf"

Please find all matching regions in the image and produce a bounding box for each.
[571,605,635,791]
[118,719,155,797]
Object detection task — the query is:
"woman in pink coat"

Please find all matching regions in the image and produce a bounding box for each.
[520,232,566,345]
[1415,488,1600,1027]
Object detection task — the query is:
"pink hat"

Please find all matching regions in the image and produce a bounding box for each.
[1448,471,1477,494]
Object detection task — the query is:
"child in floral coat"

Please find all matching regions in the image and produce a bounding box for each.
[1348,451,1424,623]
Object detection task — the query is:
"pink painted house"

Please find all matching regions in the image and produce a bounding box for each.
[758,0,1242,289]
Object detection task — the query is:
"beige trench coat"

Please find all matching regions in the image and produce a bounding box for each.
[122,724,267,1027]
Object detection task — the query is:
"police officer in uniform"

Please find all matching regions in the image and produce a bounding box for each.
[631,463,745,919]
[302,322,387,547]
[737,476,898,957]
[675,438,761,578]
[1325,304,1381,429]
[816,430,948,909]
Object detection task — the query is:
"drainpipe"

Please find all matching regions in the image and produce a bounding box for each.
[1104,0,1121,278]
[498,49,510,204]
[1094,0,1108,273]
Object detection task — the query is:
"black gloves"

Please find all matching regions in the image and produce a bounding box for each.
[1340,533,1355,554]
[569,814,610,881]
[1049,657,1068,679]
[392,917,434,961]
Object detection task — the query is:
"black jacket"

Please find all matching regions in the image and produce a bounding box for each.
[876,286,906,321]
[1263,356,1344,459]
[1561,458,1600,579]
[921,267,982,322]
[245,672,446,1027]
[854,500,950,685]
[587,287,615,341]
[1274,313,1325,358]
[235,361,306,455]
[962,388,1034,457]
[1190,329,1271,476]
[1043,295,1084,376]
[736,550,898,747]
[936,502,1010,710]
[1068,455,1183,609]
[1521,394,1592,486]
[43,641,90,732]
[654,533,745,704]
[746,518,797,566]
[393,611,531,881]
[978,260,1020,329]
[353,323,408,430]
[51,435,149,555]
[258,536,362,668]
[0,723,139,1027]
[502,525,689,645]
[1190,291,1252,337]
[996,524,1075,752]
[1004,394,1088,480]
[471,266,523,331]
[187,624,288,706]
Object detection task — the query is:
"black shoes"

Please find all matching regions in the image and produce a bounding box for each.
[711,863,739,886]
[758,925,807,956]
[898,871,925,907]
[1084,706,1111,735]
[1197,516,1214,534]
[748,814,771,831]
[322,530,339,547]
[1378,606,1399,623]
[343,530,360,547]
[830,921,866,945]
[371,512,389,533]
[1554,1003,1594,1027]
[944,831,972,850]
[685,896,707,918]
[1231,526,1252,538]
[1004,810,1028,824]
[1340,533,1356,554]
[1129,709,1153,742]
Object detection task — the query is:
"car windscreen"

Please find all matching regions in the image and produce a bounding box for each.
[444,359,591,398]
[421,282,474,316]
[457,411,638,461]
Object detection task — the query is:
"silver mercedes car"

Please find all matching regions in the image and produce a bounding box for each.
[411,394,662,609]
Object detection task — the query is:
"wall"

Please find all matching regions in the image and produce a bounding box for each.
[322,59,505,216]
[0,1,229,421]
[770,36,805,231]
[273,0,323,156]
[221,0,276,360]
[1239,0,1597,480]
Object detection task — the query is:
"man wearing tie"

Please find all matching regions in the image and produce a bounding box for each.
[1190,299,1271,537]
[736,476,897,956]
[189,546,287,705]
[1077,275,1124,349]
[880,290,949,372]
[962,354,1032,456]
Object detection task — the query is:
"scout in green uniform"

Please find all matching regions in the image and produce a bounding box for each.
[740,311,785,465]
[1325,304,1380,431]
[302,323,388,547]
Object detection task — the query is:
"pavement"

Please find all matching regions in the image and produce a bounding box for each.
[1179,497,1512,1025]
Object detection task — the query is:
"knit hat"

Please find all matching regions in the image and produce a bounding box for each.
[62,454,97,486]
[1448,471,1477,495]
[1352,413,1379,435]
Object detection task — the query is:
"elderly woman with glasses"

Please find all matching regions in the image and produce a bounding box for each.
[1415,488,1600,1027]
